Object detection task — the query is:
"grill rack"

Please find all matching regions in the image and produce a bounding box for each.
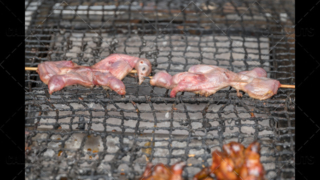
[25,0,295,179]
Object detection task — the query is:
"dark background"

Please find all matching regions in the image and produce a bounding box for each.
[296,0,320,179]
[0,0,25,179]
[0,0,319,179]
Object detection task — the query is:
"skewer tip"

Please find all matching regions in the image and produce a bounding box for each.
[25,67,38,71]
[280,84,295,89]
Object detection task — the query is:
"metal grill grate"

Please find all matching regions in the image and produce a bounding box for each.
[25,0,295,179]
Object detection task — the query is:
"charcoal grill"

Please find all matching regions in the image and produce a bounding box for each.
[25,0,295,179]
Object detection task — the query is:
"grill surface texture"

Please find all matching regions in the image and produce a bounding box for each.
[25,0,295,179]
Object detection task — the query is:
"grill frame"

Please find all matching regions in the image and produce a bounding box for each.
[25,0,295,179]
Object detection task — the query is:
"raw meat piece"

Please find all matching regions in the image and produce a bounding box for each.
[150,65,280,100]
[36,54,152,95]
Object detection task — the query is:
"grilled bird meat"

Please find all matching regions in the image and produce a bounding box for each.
[36,54,152,95]
[222,142,246,173]
[193,141,266,180]
[139,162,186,180]
[150,65,280,100]
[239,142,265,180]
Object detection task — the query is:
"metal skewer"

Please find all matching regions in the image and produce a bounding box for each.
[25,67,295,88]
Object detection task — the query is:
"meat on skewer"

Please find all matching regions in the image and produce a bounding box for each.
[228,67,280,100]
[36,54,152,95]
[222,142,245,173]
[150,65,234,97]
[239,142,265,180]
[212,150,239,180]
[193,141,266,180]
[150,65,280,100]
[139,162,186,180]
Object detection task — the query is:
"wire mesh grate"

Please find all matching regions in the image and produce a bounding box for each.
[25,0,295,179]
